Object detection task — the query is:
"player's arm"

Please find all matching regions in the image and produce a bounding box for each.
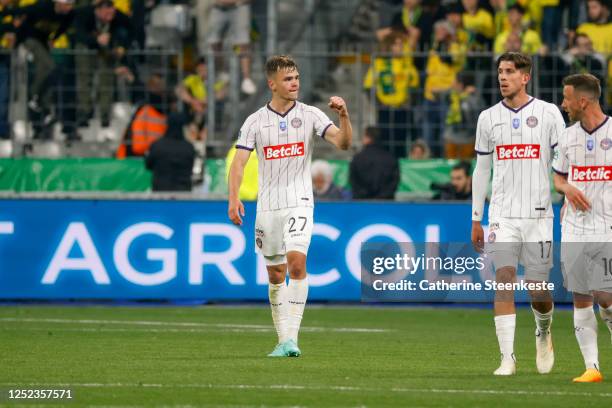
[228,148,251,226]
[553,172,591,212]
[324,96,352,150]
[471,153,492,252]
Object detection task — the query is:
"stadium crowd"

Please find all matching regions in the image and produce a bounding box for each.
[359,0,612,158]
[1,0,612,197]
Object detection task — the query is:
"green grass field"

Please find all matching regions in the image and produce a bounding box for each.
[0,305,610,407]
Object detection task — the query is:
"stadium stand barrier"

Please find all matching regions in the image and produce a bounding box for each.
[2,49,610,161]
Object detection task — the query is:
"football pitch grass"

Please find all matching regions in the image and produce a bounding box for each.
[0,305,610,407]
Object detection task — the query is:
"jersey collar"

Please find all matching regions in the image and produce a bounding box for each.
[581,116,609,135]
[266,101,297,118]
[501,97,535,114]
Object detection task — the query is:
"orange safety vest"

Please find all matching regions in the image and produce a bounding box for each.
[116,104,167,158]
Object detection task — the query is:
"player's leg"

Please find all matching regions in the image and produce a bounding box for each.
[522,219,555,374]
[493,265,518,375]
[574,242,612,381]
[256,211,291,356]
[488,219,521,375]
[282,207,314,356]
[285,251,308,356]
[265,258,289,357]
[527,271,555,374]
[597,293,612,344]
[572,292,602,382]
[562,238,602,381]
[594,240,612,343]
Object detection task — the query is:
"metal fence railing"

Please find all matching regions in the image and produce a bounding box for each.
[1,49,611,160]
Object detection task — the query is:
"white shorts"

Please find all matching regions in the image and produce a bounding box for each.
[561,232,612,294]
[485,217,553,281]
[255,207,314,265]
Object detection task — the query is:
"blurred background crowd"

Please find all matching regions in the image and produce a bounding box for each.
[0,0,610,199]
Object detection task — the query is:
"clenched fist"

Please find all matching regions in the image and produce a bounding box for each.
[328,96,348,117]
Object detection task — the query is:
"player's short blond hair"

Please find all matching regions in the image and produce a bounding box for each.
[562,73,601,101]
[265,55,298,78]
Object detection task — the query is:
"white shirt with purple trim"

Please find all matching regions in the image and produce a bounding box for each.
[553,116,612,235]
[235,101,333,212]
[474,97,565,219]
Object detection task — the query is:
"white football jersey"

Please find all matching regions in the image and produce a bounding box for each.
[236,101,333,212]
[552,116,612,235]
[474,97,565,220]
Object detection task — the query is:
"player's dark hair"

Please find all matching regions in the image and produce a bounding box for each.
[364,126,380,142]
[562,73,601,100]
[265,55,298,78]
[452,161,472,177]
[496,52,532,74]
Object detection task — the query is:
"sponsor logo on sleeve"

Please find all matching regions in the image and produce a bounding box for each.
[570,165,612,182]
[496,144,541,160]
[263,142,305,160]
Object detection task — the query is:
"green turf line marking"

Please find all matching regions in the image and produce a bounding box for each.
[0,317,391,333]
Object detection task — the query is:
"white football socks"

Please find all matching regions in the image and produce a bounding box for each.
[574,306,599,370]
[599,304,612,342]
[495,314,516,361]
[532,305,553,333]
[268,281,288,344]
[286,277,309,344]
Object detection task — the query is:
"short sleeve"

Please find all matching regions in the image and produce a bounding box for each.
[474,111,493,155]
[235,114,258,151]
[548,104,565,149]
[552,129,569,175]
[308,107,334,139]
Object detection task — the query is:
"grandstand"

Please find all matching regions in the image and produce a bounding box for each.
[1,0,612,406]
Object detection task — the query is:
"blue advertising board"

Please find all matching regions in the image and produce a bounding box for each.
[0,199,565,301]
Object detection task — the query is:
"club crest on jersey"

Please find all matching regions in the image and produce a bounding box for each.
[587,138,595,151]
[526,116,538,128]
[291,118,302,128]
[600,138,612,151]
[280,121,287,131]
[512,118,520,129]
[488,232,496,243]
[264,142,305,160]
[256,238,263,249]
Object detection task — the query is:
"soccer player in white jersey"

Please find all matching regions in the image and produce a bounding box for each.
[553,73,612,383]
[227,55,352,357]
[471,52,565,375]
